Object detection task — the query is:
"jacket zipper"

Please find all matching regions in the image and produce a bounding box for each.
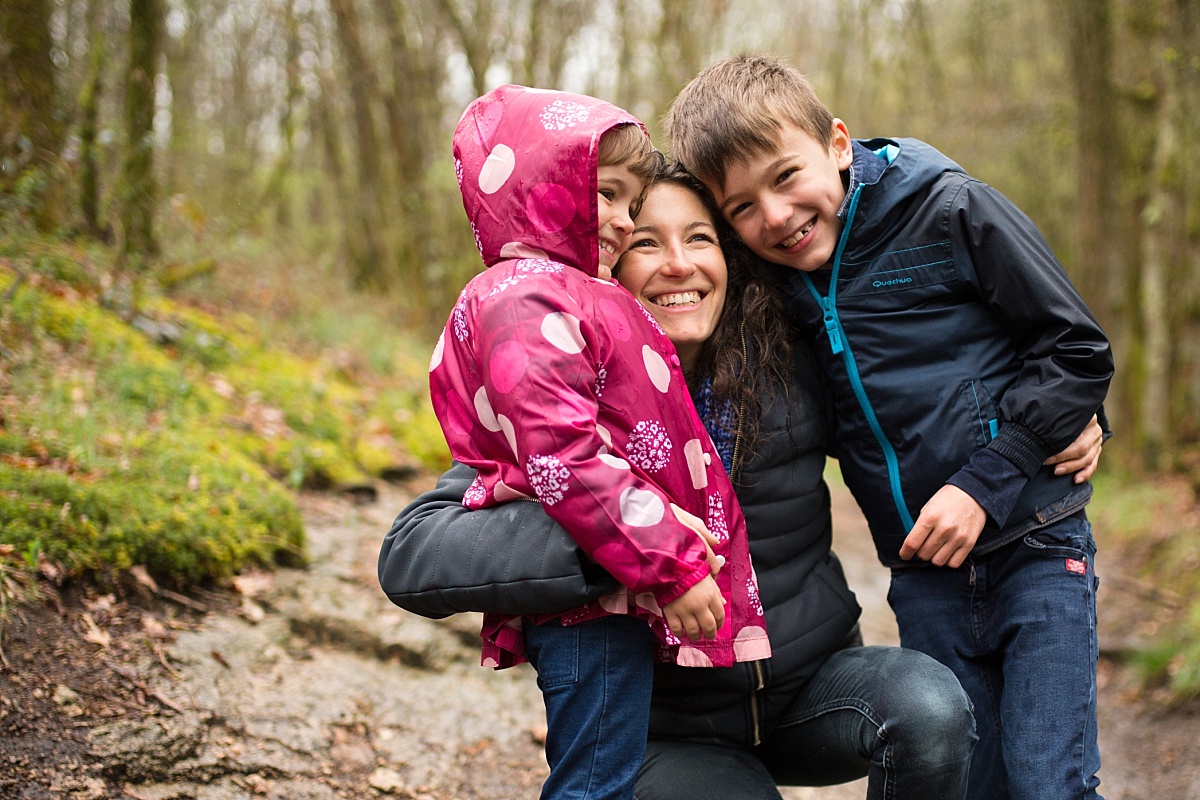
[799,187,917,532]
[732,319,764,747]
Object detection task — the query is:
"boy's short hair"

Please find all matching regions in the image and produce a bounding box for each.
[598,123,662,182]
[664,55,834,190]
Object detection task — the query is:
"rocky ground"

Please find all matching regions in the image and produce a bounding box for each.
[1,473,1198,799]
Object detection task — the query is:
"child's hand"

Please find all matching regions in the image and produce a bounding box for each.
[663,575,725,641]
[900,484,986,568]
[1043,414,1103,482]
[670,503,725,575]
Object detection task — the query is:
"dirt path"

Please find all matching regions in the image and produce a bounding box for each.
[1,473,1198,799]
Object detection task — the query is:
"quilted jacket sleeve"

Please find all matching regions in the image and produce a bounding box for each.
[377,462,618,619]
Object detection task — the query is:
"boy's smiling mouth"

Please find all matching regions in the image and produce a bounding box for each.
[779,217,817,249]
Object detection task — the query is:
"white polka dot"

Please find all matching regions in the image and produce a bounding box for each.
[497,414,518,459]
[542,312,585,354]
[483,657,499,668]
[599,453,630,470]
[684,439,708,489]
[478,144,516,194]
[500,242,549,260]
[599,593,629,614]
[494,481,530,502]
[429,331,445,372]
[734,627,772,661]
[634,593,661,614]
[619,486,665,527]
[643,345,671,393]
[474,386,501,431]
[675,647,714,667]
[597,424,613,449]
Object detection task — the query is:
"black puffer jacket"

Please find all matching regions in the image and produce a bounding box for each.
[378,337,861,747]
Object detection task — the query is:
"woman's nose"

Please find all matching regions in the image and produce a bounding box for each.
[659,243,695,276]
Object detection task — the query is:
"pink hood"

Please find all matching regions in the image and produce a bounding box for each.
[453,85,644,279]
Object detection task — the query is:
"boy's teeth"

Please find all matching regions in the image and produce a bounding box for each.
[654,291,701,307]
[781,220,816,248]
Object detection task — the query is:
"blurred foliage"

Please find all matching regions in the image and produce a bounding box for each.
[0,225,449,591]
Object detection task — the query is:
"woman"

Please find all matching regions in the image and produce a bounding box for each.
[379,164,1103,799]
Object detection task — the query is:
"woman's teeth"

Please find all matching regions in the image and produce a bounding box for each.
[654,291,701,307]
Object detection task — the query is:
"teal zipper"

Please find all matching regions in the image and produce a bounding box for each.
[800,188,916,532]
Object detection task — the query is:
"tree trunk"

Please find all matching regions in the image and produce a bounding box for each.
[119,0,163,267]
[77,0,106,238]
[329,0,389,289]
[0,0,64,229]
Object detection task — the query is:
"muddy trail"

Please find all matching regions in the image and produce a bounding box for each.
[1,474,1197,799]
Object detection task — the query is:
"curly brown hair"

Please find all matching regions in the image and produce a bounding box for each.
[639,162,795,472]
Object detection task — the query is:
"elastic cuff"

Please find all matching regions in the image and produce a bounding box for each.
[986,422,1049,478]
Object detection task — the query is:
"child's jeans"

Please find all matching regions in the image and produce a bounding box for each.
[523,614,656,800]
[888,510,1103,800]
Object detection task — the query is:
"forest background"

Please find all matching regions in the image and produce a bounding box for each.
[1,0,1199,701]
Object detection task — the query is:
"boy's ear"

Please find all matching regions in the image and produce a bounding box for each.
[830,119,854,170]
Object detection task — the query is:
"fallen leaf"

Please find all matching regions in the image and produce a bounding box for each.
[81,613,111,648]
[211,650,231,669]
[130,565,159,593]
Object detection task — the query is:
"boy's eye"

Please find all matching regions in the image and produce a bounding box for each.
[728,202,751,219]
[776,167,798,185]
[599,189,616,201]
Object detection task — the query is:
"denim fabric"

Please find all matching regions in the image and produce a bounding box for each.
[635,646,975,800]
[524,615,656,800]
[888,511,1103,800]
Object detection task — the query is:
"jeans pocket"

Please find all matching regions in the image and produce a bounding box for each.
[1021,513,1095,562]
[524,621,580,688]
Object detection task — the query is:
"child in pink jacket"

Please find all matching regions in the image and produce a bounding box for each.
[430,85,770,799]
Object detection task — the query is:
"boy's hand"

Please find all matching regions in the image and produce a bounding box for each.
[671,502,725,575]
[664,575,725,641]
[1043,414,1103,483]
[901,485,986,568]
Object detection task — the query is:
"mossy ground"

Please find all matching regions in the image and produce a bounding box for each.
[0,227,450,593]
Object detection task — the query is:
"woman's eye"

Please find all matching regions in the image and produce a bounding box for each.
[629,238,655,249]
[599,189,615,201]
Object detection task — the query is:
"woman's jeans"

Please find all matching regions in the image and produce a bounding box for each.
[634,645,975,800]
[889,511,1104,800]
[524,615,656,800]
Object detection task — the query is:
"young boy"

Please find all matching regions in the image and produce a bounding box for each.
[433,84,770,800]
[664,56,1113,800]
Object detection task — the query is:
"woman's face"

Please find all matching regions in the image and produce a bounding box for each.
[617,182,728,372]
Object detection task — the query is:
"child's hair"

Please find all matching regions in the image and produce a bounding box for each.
[663,55,834,190]
[598,122,662,182]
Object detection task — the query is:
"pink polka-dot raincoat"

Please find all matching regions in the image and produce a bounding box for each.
[430,85,770,670]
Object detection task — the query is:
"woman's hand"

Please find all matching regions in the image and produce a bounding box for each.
[1043,414,1103,483]
[663,575,725,641]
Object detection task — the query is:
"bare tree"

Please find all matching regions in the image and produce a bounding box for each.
[119,0,163,264]
[0,0,64,229]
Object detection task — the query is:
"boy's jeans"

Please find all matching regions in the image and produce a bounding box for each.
[634,645,975,800]
[523,615,655,800]
[888,510,1103,800]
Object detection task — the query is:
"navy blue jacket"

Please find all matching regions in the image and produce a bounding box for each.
[777,138,1114,568]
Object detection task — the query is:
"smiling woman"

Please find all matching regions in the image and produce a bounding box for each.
[614,162,795,465]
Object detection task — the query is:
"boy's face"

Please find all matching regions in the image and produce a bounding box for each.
[596,163,644,280]
[713,120,854,273]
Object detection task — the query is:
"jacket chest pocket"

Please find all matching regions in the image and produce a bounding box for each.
[837,241,959,313]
